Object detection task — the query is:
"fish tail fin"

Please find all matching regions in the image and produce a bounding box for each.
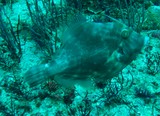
[24,64,49,87]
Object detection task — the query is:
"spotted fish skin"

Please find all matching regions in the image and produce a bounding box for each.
[24,20,148,87]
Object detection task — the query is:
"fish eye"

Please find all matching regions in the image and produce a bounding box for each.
[121,29,129,39]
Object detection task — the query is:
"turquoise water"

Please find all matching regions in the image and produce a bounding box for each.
[0,0,159,115]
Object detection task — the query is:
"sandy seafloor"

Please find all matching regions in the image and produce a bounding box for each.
[0,0,160,115]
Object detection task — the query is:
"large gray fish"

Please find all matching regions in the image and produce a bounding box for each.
[24,16,149,88]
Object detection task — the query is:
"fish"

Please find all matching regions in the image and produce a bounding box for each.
[24,15,149,88]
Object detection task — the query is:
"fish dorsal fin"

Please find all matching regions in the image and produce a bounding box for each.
[106,15,124,26]
[106,15,129,30]
[106,15,132,39]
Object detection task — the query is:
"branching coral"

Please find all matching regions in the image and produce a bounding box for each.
[146,52,160,75]
[0,7,22,71]
[25,0,66,61]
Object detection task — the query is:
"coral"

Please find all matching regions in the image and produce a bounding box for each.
[25,0,64,61]
[135,87,154,99]
[0,0,19,5]
[0,7,22,71]
[146,52,160,75]
[143,6,160,30]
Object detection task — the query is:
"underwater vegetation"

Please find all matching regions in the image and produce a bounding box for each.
[0,0,19,5]
[25,0,61,59]
[0,0,160,115]
[0,7,22,70]
[146,52,160,75]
